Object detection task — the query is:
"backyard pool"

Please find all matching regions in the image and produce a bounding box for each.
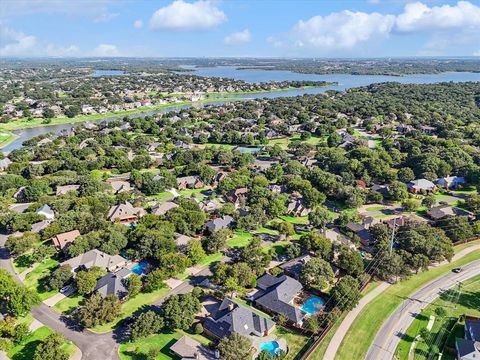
[259,340,280,356]
[301,296,325,316]
[131,261,148,275]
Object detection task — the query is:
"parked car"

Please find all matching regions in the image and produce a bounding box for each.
[452,267,462,273]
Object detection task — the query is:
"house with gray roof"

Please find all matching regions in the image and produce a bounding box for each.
[36,204,55,221]
[203,298,275,339]
[407,179,437,193]
[170,335,215,360]
[249,274,305,326]
[56,184,80,196]
[456,316,480,360]
[94,268,132,299]
[0,158,12,171]
[205,215,234,233]
[107,202,145,224]
[151,201,178,216]
[435,176,465,189]
[61,249,128,272]
[427,205,474,221]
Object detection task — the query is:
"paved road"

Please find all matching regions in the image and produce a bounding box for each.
[366,258,480,360]
[0,233,220,360]
[323,243,480,360]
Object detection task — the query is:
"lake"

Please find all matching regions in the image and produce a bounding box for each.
[4,67,479,152]
[92,70,126,77]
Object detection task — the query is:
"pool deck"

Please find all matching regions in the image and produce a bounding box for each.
[251,336,287,358]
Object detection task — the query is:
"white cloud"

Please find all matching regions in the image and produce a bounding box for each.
[291,10,395,51]
[473,50,480,56]
[224,29,251,45]
[0,23,79,57]
[92,44,119,56]
[94,12,118,23]
[134,20,143,29]
[0,0,115,20]
[395,1,480,32]
[149,0,227,31]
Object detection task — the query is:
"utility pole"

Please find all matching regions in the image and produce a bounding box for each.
[389,220,396,256]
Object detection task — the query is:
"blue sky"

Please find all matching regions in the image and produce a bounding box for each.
[1,0,479,57]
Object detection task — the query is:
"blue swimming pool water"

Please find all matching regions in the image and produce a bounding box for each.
[301,296,325,316]
[259,340,280,356]
[131,261,148,275]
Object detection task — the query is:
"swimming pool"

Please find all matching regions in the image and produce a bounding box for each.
[300,296,325,316]
[259,340,280,356]
[131,261,148,275]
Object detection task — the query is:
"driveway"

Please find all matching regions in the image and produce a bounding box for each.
[366,258,480,360]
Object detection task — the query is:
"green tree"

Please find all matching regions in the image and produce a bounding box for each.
[127,274,142,298]
[76,293,121,328]
[5,232,38,256]
[299,232,332,259]
[300,257,335,289]
[144,269,167,292]
[33,333,68,360]
[308,207,333,230]
[388,181,408,201]
[203,228,231,254]
[218,333,252,360]
[75,267,105,295]
[46,265,73,291]
[336,246,364,276]
[186,239,206,264]
[331,275,361,311]
[130,311,164,340]
[162,293,200,330]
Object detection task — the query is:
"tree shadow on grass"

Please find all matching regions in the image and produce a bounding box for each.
[11,340,42,360]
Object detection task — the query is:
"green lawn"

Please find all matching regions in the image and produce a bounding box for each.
[278,215,309,225]
[365,205,387,212]
[395,275,480,360]
[118,329,211,360]
[7,326,77,360]
[92,287,171,333]
[0,131,18,148]
[275,326,310,360]
[227,230,253,248]
[177,187,208,198]
[147,191,174,201]
[22,258,59,301]
[196,252,223,267]
[54,294,85,314]
[335,249,480,360]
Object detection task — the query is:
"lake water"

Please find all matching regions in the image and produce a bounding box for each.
[92,70,126,77]
[4,67,479,152]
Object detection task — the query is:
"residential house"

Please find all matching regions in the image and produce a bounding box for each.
[407,179,437,193]
[151,202,179,216]
[36,204,55,221]
[249,274,305,326]
[420,125,436,135]
[287,199,311,217]
[226,187,248,207]
[203,298,275,339]
[109,180,131,194]
[427,205,473,221]
[435,176,465,189]
[371,184,390,198]
[196,199,222,212]
[107,202,145,224]
[346,222,372,246]
[0,158,12,171]
[170,335,215,360]
[52,230,80,251]
[62,249,128,272]
[205,215,234,233]
[174,233,192,251]
[456,316,480,360]
[56,185,80,196]
[94,267,132,299]
[31,220,50,234]
[13,186,26,202]
[176,176,204,190]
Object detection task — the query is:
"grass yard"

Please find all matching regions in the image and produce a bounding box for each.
[177,187,208,198]
[92,287,171,333]
[395,275,480,360]
[196,252,223,267]
[227,230,253,248]
[147,191,174,201]
[118,329,211,360]
[22,258,59,301]
[335,249,480,360]
[275,326,310,360]
[7,326,77,360]
[365,205,387,212]
[54,293,85,314]
[278,215,309,225]
[0,131,18,148]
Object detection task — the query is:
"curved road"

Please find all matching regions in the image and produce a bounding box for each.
[366,258,480,360]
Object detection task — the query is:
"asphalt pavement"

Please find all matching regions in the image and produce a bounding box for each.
[366,259,480,360]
